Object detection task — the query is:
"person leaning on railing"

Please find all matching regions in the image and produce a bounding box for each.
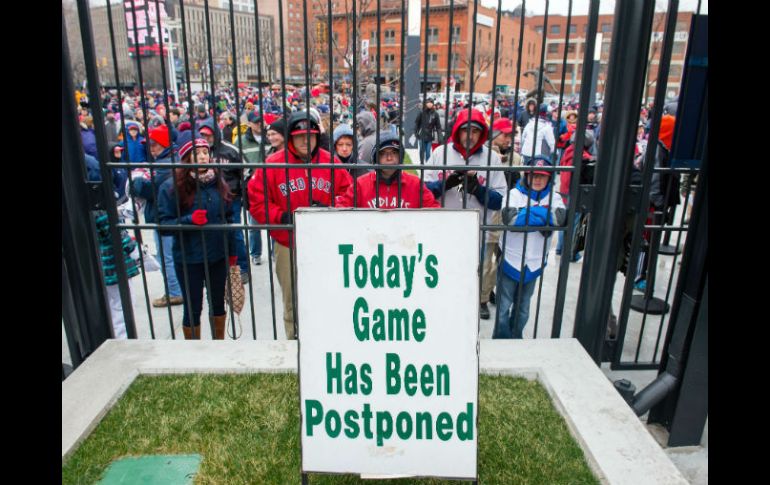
[157,131,237,340]
[247,111,353,340]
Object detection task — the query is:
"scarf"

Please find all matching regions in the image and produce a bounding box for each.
[190,168,216,184]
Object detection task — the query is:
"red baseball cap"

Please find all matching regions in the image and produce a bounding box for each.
[492,117,513,134]
[198,125,215,136]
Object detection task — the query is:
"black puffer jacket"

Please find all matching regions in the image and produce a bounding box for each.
[198,117,244,198]
[414,108,441,141]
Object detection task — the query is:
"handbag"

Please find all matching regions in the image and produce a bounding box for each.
[225,265,245,338]
[130,243,161,272]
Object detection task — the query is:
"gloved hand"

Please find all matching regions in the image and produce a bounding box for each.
[280,211,292,224]
[528,206,551,226]
[514,207,547,227]
[464,173,480,194]
[229,255,238,266]
[502,207,519,225]
[444,171,463,190]
[191,209,208,225]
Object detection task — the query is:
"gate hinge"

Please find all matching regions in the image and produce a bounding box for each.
[626,185,643,214]
[576,184,594,213]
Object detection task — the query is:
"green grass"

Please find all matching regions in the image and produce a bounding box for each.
[62,374,598,485]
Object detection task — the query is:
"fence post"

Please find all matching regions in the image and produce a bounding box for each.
[573,0,655,364]
[62,9,113,361]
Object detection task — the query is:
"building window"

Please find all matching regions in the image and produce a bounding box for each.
[370,31,377,45]
[385,29,396,44]
[452,26,461,42]
[601,23,612,33]
[601,42,610,54]
[567,44,576,54]
[550,25,560,35]
[535,25,543,34]
[676,20,689,31]
[548,43,559,54]
[672,41,686,55]
[570,24,577,34]
[668,65,682,78]
[546,64,557,73]
[429,27,440,43]
[565,64,574,74]
[428,53,438,69]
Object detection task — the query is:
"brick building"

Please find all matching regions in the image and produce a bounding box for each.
[319,0,542,94]
[529,11,695,101]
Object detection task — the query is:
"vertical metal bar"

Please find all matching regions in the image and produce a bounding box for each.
[105,0,163,338]
[352,0,358,208]
[495,0,527,331]
[477,0,504,337]
[149,0,180,340]
[462,0,481,210]
[375,0,382,208]
[437,0,455,209]
[128,0,163,339]
[76,0,138,339]
[252,0,279,340]
[275,0,298,339]
[225,0,246,339]
[177,0,205,338]
[573,0,656,364]
[399,0,407,204]
[533,0,572,339]
[552,0,599,338]
[328,0,336,207]
[197,0,218,338]
[417,0,431,206]
[62,11,113,353]
[511,0,549,338]
[613,0,680,366]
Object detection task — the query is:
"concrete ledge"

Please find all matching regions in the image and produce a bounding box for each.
[62,339,687,484]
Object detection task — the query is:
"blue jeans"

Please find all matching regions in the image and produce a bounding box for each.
[154,231,182,297]
[247,213,262,258]
[492,269,537,339]
[231,198,249,274]
[419,139,433,163]
[556,210,581,256]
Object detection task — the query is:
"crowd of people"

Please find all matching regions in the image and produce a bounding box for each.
[76,83,686,342]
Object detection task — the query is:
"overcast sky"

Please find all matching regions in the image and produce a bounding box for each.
[482,0,708,15]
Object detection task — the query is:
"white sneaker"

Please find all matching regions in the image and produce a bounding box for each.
[252,256,262,266]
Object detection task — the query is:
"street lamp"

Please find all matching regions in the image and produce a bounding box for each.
[164,18,181,104]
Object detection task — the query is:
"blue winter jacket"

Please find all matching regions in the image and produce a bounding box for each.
[81,128,98,158]
[85,153,128,203]
[122,128,147,163]
[157,178,235,264]
[129,145,175,223]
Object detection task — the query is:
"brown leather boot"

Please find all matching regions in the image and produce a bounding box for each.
[212,315,227,340]
[183,325,201,340]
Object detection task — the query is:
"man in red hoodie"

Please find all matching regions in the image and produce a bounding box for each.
[247,111,352,339]
[423,108,507,321]
[336,131,440,209]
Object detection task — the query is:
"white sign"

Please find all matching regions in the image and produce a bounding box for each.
[361,39,370,65]
[297,210,479,479]
[476,13,494,28]
[652,31,689,42]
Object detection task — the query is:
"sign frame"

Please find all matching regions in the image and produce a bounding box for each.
[296,209,480,483]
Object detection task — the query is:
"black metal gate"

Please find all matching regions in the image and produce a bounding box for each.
[62,0,707,379]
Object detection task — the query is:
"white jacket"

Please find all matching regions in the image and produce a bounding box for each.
[424,143,507,244]
[499,185,565,278]
[520,117,555,158]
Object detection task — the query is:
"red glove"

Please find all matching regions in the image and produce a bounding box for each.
[191,209,208,225]
[229,256,238,267]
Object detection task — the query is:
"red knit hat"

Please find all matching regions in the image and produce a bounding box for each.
[658,114,675,150]
[146,124,171,148]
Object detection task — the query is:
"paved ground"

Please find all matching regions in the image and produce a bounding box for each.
[63,153,705,482]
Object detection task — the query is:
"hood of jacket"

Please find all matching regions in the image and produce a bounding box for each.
[197,117,222,147]
[450,108,489,158]
[357,111,377,138]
